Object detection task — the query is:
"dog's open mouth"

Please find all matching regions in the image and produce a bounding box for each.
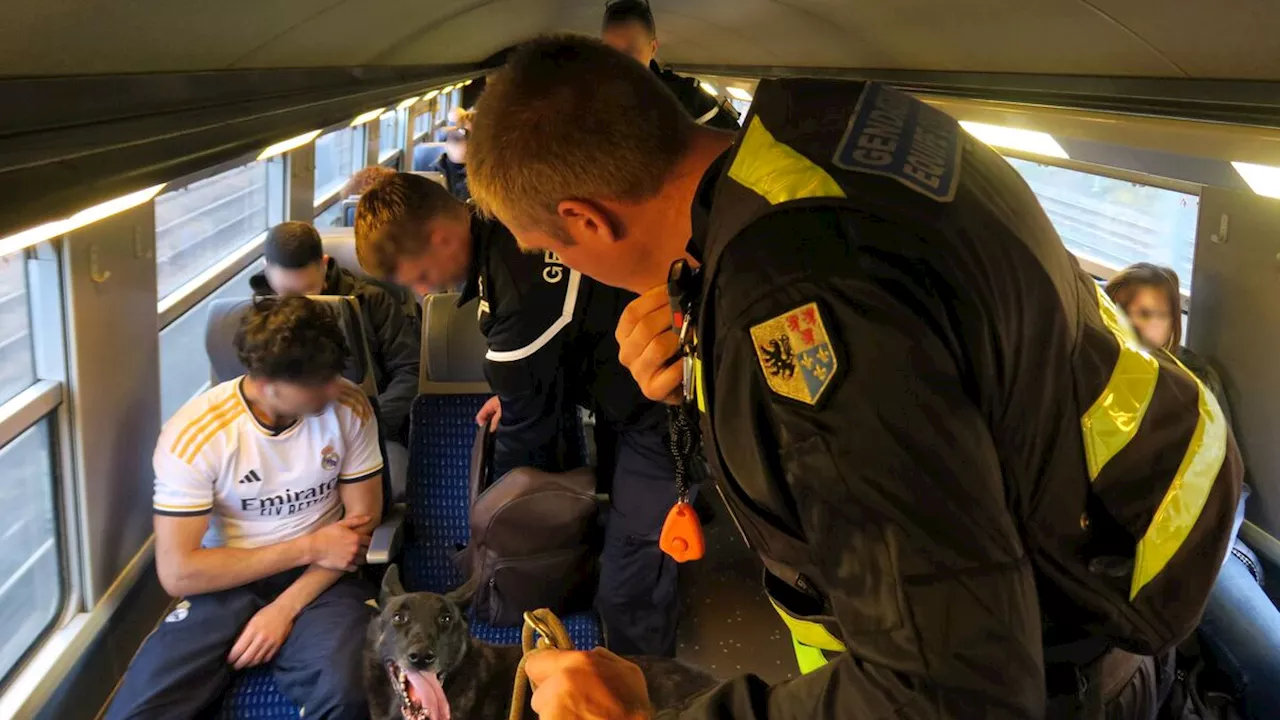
[386,660,450,720]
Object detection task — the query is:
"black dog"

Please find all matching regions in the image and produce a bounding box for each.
[366,565,718,720]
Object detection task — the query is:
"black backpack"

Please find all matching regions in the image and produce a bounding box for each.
[453,424,600,626]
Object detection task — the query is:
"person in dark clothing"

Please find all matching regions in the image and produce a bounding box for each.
[354,174,684,659]
[602,0,740,131]
[464,35,1244,719]
[432,108,472,201]
[250,221,420,442]
[1106,262,1280,720]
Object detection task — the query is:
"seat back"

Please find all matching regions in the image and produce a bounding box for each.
[341,197,359,227]
[413,142,447,172]
[404,293,600,645]
[205,296,374,393]
[411,170,448,188]
[320,227,419,321]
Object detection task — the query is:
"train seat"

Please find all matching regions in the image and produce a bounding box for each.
[413,142,446,172]
[404,292,602,648]
[204,296,406,719]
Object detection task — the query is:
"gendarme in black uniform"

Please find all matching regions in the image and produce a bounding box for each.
[459,214,682,658]
[651,60,741,131]
[666,80,1243,717]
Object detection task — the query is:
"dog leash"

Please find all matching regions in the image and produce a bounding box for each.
[510,608,575,720]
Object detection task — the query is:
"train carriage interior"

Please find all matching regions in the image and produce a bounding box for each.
[2,0,1280,717]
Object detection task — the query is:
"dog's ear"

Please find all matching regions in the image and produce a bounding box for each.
[444,573,478,611]
[380,564,406,605]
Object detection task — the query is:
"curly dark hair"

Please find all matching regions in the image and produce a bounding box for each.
[234,296,349,384]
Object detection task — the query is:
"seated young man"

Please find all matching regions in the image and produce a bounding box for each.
[106,296,384,720]
[354,173,682,659]
[250,221,420,443]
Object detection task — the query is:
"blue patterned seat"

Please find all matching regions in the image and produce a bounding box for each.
[217,669,297,719]
[403,394,601,650]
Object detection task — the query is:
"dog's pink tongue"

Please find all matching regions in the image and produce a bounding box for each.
[406,670,450,720]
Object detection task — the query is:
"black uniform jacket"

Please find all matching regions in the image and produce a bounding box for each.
[652,60,741,131]
[459,215,664,478]
[661,78,1242,718]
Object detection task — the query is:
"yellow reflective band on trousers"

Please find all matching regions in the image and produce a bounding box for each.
[728,117,847,206]
[768,597,847,673]
[1130,357,1228,599]
[1081,285,1160,480]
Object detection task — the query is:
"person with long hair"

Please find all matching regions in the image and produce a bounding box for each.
[1106,262,1278,720]
[1104,262,1230,421]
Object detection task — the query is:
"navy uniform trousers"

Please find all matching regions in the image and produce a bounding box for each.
[591,419,683,659]
[104,569,373,720]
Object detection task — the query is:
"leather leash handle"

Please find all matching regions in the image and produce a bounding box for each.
[509,608,575,720]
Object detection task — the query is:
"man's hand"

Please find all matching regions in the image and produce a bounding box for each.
[477,395,502,431]
[305,515,371,572]
[228,601,295,670]
[528,648,652,720]
[616,287,683,405]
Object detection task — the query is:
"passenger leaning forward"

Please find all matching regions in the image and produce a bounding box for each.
[464,35,1244,719]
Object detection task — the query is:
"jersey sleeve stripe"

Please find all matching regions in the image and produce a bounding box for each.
[180,409,245,464]
[153,503,213,517]
[337,390,373,423]
[174,403,240,460]
[337,465,384,484]
[169,395,237,455]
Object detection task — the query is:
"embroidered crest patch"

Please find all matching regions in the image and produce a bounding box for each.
[750,302,837,405]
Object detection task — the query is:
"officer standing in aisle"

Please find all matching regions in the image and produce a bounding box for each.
[464,34,1244,719]
[601,0,740,131]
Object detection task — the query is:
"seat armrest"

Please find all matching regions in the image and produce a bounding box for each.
[366,504,406,565]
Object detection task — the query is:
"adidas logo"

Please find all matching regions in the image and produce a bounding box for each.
[239,470,263,485]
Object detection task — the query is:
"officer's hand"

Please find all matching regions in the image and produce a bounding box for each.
[228,601,295,670]
[527,648,652,720]
[477,395,502,431]
[617,287,683,405]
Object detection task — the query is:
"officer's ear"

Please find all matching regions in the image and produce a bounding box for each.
[556,199,620,247]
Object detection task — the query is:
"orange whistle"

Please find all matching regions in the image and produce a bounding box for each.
[659,501,705,562]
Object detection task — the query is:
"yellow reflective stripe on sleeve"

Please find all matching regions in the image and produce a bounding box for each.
[1081,285,1160,480]
[728,117,847,206]
[1130,362,1228,599]
[693,356,707,413]
[790,634,831,674]
[768,597,848,653]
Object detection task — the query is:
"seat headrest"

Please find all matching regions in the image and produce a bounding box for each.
[204,296,375,393]
[319,227,364,279]
[413,142,446,172]
[420,293,489,392]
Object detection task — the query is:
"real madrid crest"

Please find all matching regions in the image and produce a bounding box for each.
[321,444,340,472]
[750,302,838,405]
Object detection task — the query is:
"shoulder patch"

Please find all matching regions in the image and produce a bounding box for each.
[832,82,962,202]
[749,302,838,406]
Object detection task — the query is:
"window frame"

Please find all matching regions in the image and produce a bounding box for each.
[313,120,364,216]
[0,239,74,690]
[999,148,1200,312]
[155,153,284,329]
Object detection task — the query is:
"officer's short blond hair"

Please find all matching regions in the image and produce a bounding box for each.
[355,172,465,279]
[469,34,695,235]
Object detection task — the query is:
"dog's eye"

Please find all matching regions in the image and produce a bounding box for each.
[439,613,452,625]
[392,612,407,625]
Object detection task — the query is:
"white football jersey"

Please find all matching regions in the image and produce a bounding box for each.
[153,377,383,549]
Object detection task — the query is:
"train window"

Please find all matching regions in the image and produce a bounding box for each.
[1006,158,1199,293]
[0,251,35,406]
[314,126,366,205]
[0,419,61,683]
[155,161,272,300]
[378,110,405,162]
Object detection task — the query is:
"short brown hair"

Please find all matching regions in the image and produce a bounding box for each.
[469,34,695,233]
[344,165,396,197]
[355,172,465,279]
[1104,262,1183,350]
